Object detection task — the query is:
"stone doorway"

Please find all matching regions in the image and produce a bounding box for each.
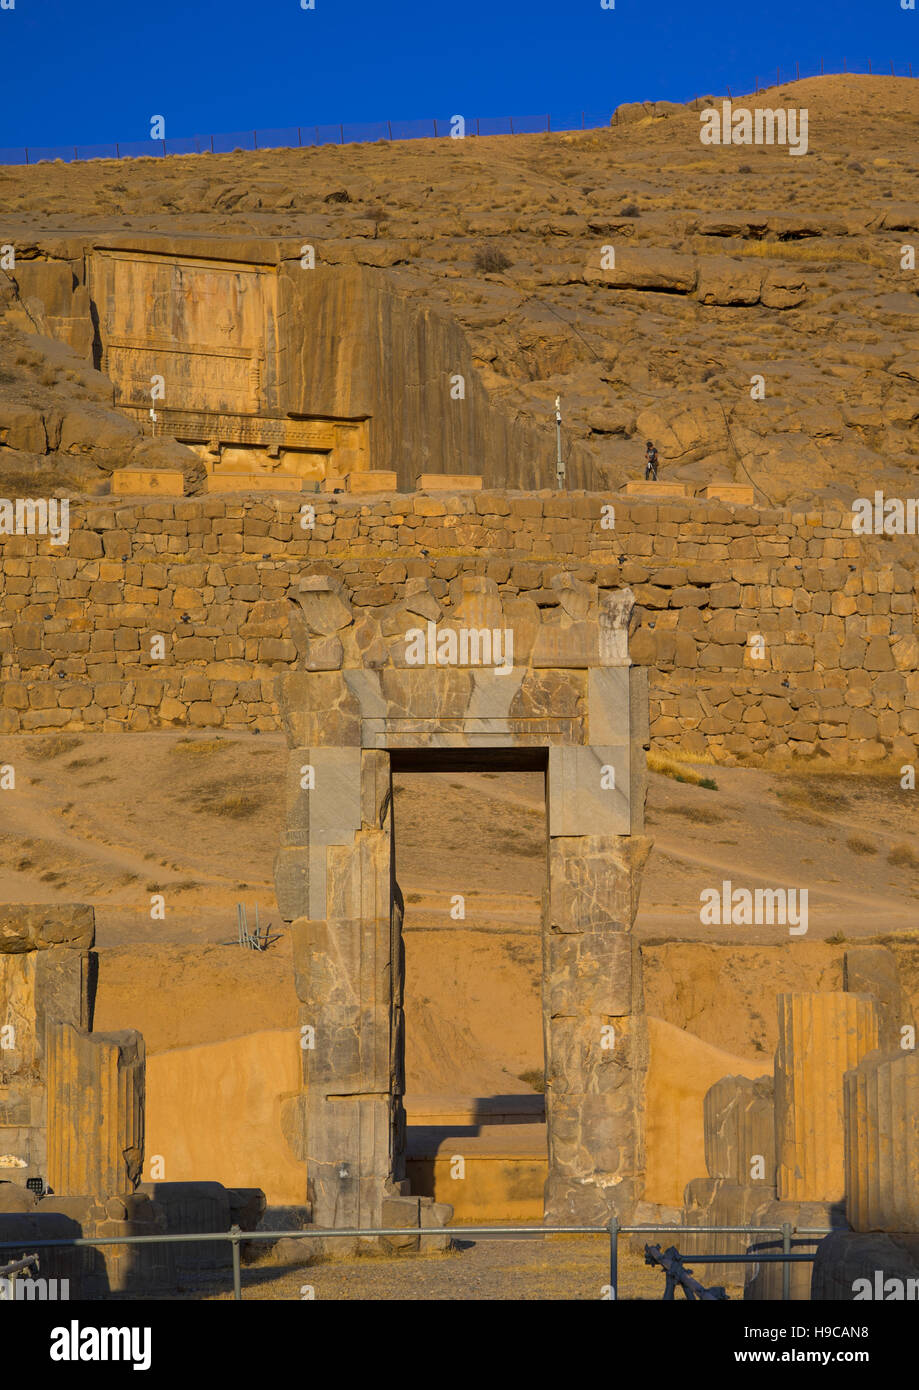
[391,752,549,1222]
[273,572,652,1230]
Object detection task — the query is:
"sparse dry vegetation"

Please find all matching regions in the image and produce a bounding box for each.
[888,843,919,871]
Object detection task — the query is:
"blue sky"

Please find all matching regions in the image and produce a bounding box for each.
[0,0,915,148]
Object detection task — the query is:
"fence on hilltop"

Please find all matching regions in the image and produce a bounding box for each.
[0,58,915,167]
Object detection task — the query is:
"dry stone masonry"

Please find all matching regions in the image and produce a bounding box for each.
[1,491,916,768]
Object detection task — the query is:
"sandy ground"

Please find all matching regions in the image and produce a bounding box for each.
[0,728,916,1085]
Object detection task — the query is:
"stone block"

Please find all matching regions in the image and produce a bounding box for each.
[629,666,649,833]
[111,469,185,497]
[844,946,915,1053]
[294,576,354,637]
[0,1207,100,1295]
[206,473,302,492]
[136,1181,261,1275]
[744,1199,849,1301]
[701,485,756,505]
[548,745,630,836]
[87,1191,175,1294]
[416,474,483,491]
[586,247,696,293]
[345,471,398,494]
[587,666,630,745]
[811,1231,919,1301]
[273,845,318,922]
[682,1178,776,1281]
[548,836,651,932]
[276,671,361,747]
[291,911,394,1088]
[546,933,632,1017]
[599,588,634,665]
[305,1093,397,1228]
[0,1180,38,1212]
[0,903,95,954]
[33,948,92,1041]
[621,482,693,498]
[704,1074,775,1183]
[283,745,362,847]
[531,622,599,669]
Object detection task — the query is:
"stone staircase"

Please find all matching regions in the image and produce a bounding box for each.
[405,1094,548,1222]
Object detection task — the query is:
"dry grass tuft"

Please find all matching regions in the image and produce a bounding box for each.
[888,843,919,870]
[172,737,229,757]
[648,751,718,790]
[846,834,878,855]
[25,734,83,760]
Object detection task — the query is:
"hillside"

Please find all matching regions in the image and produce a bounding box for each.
[0,75,916,505]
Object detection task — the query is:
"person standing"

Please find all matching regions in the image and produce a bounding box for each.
[644,441,659,481]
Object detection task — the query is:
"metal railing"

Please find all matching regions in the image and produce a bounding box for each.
[1,59,915,167]
[0,1219,833,1301]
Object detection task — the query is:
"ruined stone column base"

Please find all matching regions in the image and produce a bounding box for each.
[681,1178,776,1281]
[743,1199,850,1301]
[544,1175,641,1227]
[811,1232,919,1301]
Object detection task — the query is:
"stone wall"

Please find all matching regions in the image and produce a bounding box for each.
[1,490,916,766]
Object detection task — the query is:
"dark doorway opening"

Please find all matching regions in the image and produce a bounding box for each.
[390,750,549,1222]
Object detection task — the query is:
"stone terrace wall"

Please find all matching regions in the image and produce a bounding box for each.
[0,491,916,766]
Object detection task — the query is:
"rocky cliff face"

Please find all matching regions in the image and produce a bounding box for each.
[0,74,915,505]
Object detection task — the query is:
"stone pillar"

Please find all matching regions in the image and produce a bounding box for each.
[705,1074,775,1183]
[542,830,651,1223]
[775,992,878,1204]
[288,749,404,1229]
[0,904,94,1190]
[46,1023,144,1199]
[845,1049,919,1233]
[681,1075,775,1278]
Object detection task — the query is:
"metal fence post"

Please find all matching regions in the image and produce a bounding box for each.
[230,1226,242,1301]
[608,1217,619,1301]
[782,1223,792,1301]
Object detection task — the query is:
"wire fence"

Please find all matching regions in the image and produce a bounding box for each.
[0,1219,833,1301]
[0,59,915,168]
